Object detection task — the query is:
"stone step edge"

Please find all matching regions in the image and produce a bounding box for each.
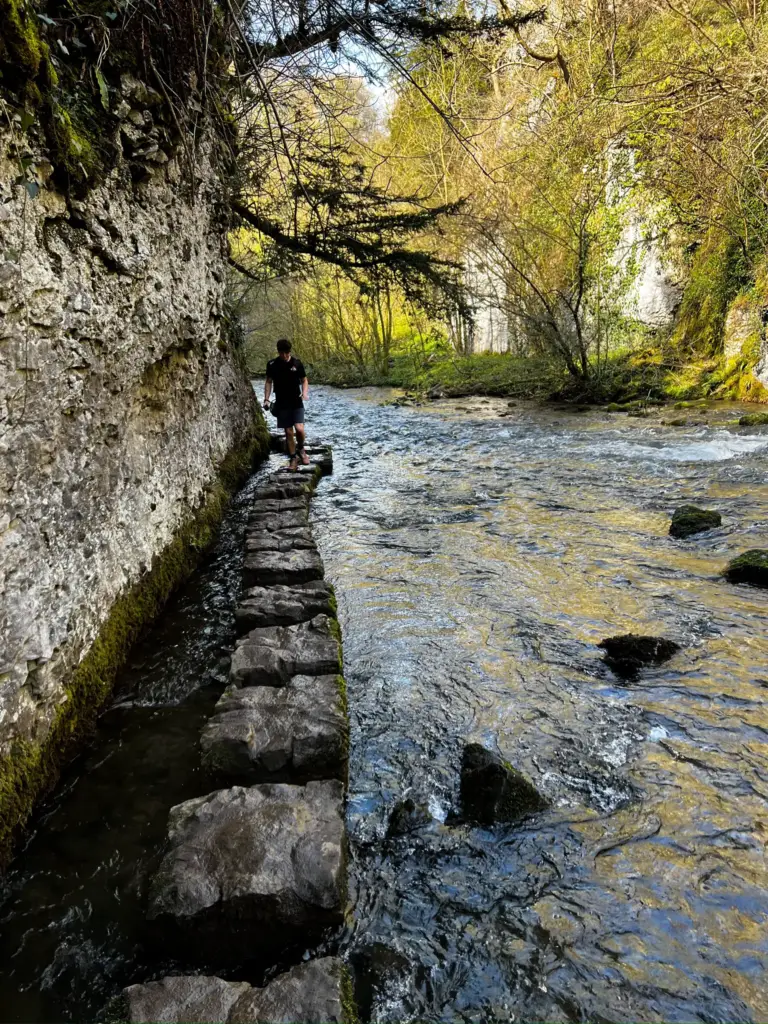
[118,955,359,1023]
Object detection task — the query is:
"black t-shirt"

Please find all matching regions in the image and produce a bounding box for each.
[266,355,306,408]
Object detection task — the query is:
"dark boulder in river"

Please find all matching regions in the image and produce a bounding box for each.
[724,549,768,587]
[460,744,547,824]
[123,957,354,1022]
[386,797,432,837]
[599,634,680,679]
[669,504,722,538]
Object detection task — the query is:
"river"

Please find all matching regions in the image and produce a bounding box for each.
[1,387,767,1023]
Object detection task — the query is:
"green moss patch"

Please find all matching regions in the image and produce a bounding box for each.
[0,414,269,867]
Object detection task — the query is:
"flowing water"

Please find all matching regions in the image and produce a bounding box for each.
[1,388,768,1023]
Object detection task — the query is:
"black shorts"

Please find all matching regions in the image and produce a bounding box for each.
[276,406,305,428]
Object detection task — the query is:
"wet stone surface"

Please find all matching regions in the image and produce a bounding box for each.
[246,509,310,533]
[242,547,325,587]
[200,675,348,784]
[147,782,346,963]
[123,957,350,1023]
[244,528,317,553]
[229,615,340,687]
[235,581,335,632]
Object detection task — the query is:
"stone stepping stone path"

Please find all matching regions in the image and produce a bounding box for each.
[147,780,346,958]
[229,615,341,686]
[200,675,348,783]
[130,446,357,1021]
[235,581,335,631]
[124,956,351,1022]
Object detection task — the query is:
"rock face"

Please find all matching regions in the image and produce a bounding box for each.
[460,743,547,824]
[724,550,768,587]
[669,505,722,538]
[599,634,680,678]
[0,119,260,845]
[235,581,335,632]
[147,782,346,961]
[229,616,340,686]
[124,957,352,1023]
[200,676,348,783]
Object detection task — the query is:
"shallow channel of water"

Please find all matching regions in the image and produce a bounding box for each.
[1,388,768,1023]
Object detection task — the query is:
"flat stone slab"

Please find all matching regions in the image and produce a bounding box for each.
[246,509,309,532]
[147,782,345,961]
[245,528,316,553]
[123,958,351,1023]
[229,615,340,686]
[243,547,324,587]
[200,675,348,783]
[235,581,335,631]
[249,497,308,514]
[257,479,314,500]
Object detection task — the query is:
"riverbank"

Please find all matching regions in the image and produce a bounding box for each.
[306,346,768,407]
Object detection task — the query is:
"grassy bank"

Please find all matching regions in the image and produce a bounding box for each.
[306,346,768,407]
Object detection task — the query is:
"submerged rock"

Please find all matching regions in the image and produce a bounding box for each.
[460,744,547,824]
[599,633,680,678]
[386,797,432,837]
[123,957,354,1023]
[147,782,345,961]
[229,615,340,686]
[201,675,349,783]
[669,504,722,538]
[235,581,335,631]
[243,546,324,587]
[724,549,768,587]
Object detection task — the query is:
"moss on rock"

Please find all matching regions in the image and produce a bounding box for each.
[0,414,269,867]
[739,412,768,426]
[723,549,768,587]
[669,504,722,539]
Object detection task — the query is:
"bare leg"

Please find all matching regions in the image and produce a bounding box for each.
[295,423,309,464]
[284,427,296,457]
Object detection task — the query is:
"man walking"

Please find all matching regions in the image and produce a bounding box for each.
[264,338,310,471]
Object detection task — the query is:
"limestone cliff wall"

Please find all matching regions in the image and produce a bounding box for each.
[0,89,261,847]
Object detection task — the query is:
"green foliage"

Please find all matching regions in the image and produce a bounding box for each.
[0,416,269,865]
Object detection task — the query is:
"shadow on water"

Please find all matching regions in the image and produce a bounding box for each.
[2,389,768,1023]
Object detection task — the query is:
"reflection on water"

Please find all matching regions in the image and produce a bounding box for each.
[306,391,768,1023]
[1,389,767,1023]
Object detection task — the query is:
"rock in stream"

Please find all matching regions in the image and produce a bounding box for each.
[200,675,348,783]
[229,615,341,686]
[147,782,346,962]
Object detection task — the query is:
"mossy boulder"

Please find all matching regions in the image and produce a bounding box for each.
[723,549,768,587]
[669,504,722,539]
[599,634,680,679]
[738,412,768,426]
[460,743,547,824]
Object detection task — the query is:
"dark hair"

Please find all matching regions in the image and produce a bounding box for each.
[276,338,292,353]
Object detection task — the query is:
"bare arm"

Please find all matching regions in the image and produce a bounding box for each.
[264,376,272,408]
[301,376,309,402]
